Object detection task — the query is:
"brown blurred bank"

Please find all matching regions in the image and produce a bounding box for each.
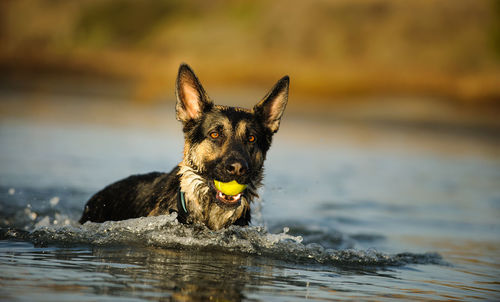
[0,0,499,105]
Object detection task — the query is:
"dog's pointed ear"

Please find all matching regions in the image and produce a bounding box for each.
[176,64,213,123]
[253,76,289,133]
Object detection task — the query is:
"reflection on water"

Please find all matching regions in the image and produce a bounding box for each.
[0,241,252,301]
[0,239,494,301]
[0,90,499,300]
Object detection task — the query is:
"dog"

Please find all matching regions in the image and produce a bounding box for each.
[79,64,289,230]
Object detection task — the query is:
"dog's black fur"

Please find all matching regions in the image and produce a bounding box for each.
[79,64,289,230]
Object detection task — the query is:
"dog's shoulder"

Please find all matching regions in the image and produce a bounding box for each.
[122,171,178,192]
[100,171,172,199]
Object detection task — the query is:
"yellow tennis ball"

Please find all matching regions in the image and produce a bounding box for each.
[214,180,247,196]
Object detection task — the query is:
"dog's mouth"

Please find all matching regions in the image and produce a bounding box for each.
[215,191,243,204]
[213,180,247,205]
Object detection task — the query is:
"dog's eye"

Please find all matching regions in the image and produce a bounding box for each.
[209,131,220,139]
[248,135,256,143]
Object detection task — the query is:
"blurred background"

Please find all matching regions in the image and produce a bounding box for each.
[1,0,500,101]
[1,0,500,155]
[0,0,499,157]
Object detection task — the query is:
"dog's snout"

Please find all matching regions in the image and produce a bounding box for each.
[226,161,248,176]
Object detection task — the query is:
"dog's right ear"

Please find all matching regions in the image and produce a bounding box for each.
[176,64,213,123]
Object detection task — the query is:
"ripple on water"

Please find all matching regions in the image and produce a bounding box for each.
[1,214,443,268]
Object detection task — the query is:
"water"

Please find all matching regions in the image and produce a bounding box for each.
[0,92,499,301]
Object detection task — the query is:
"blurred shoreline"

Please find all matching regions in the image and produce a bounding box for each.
[2,51,499,104]
[1,0,500,103]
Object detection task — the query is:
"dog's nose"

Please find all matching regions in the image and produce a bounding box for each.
[226,161,248,176]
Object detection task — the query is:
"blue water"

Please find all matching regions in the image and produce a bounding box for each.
[0,92,499,301]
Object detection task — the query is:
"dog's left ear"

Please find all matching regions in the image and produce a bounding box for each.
[176,63,213,123]
[253,76,289,133]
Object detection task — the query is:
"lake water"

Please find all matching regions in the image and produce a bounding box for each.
[0,90,499,301]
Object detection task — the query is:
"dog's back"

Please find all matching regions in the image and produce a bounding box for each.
[79,171,177,223]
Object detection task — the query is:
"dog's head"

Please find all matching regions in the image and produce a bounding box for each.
[175,64,288,230]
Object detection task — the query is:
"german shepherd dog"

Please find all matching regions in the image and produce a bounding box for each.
[79,64,289,230]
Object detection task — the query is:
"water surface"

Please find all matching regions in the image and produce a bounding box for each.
[0,91,499,301]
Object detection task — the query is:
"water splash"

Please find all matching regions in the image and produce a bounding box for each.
[1,214,442,267]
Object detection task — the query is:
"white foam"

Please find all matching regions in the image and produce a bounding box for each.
[34,216,51,228]
[24,214,442,267]
[23,207,37,221]
[49,196,60,207]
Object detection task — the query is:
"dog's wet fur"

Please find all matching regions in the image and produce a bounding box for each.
[79,64,289,230]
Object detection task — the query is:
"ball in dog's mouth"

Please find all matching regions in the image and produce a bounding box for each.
[214,180,247,204]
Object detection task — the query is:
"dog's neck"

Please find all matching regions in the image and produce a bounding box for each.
[177,163,260,230]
